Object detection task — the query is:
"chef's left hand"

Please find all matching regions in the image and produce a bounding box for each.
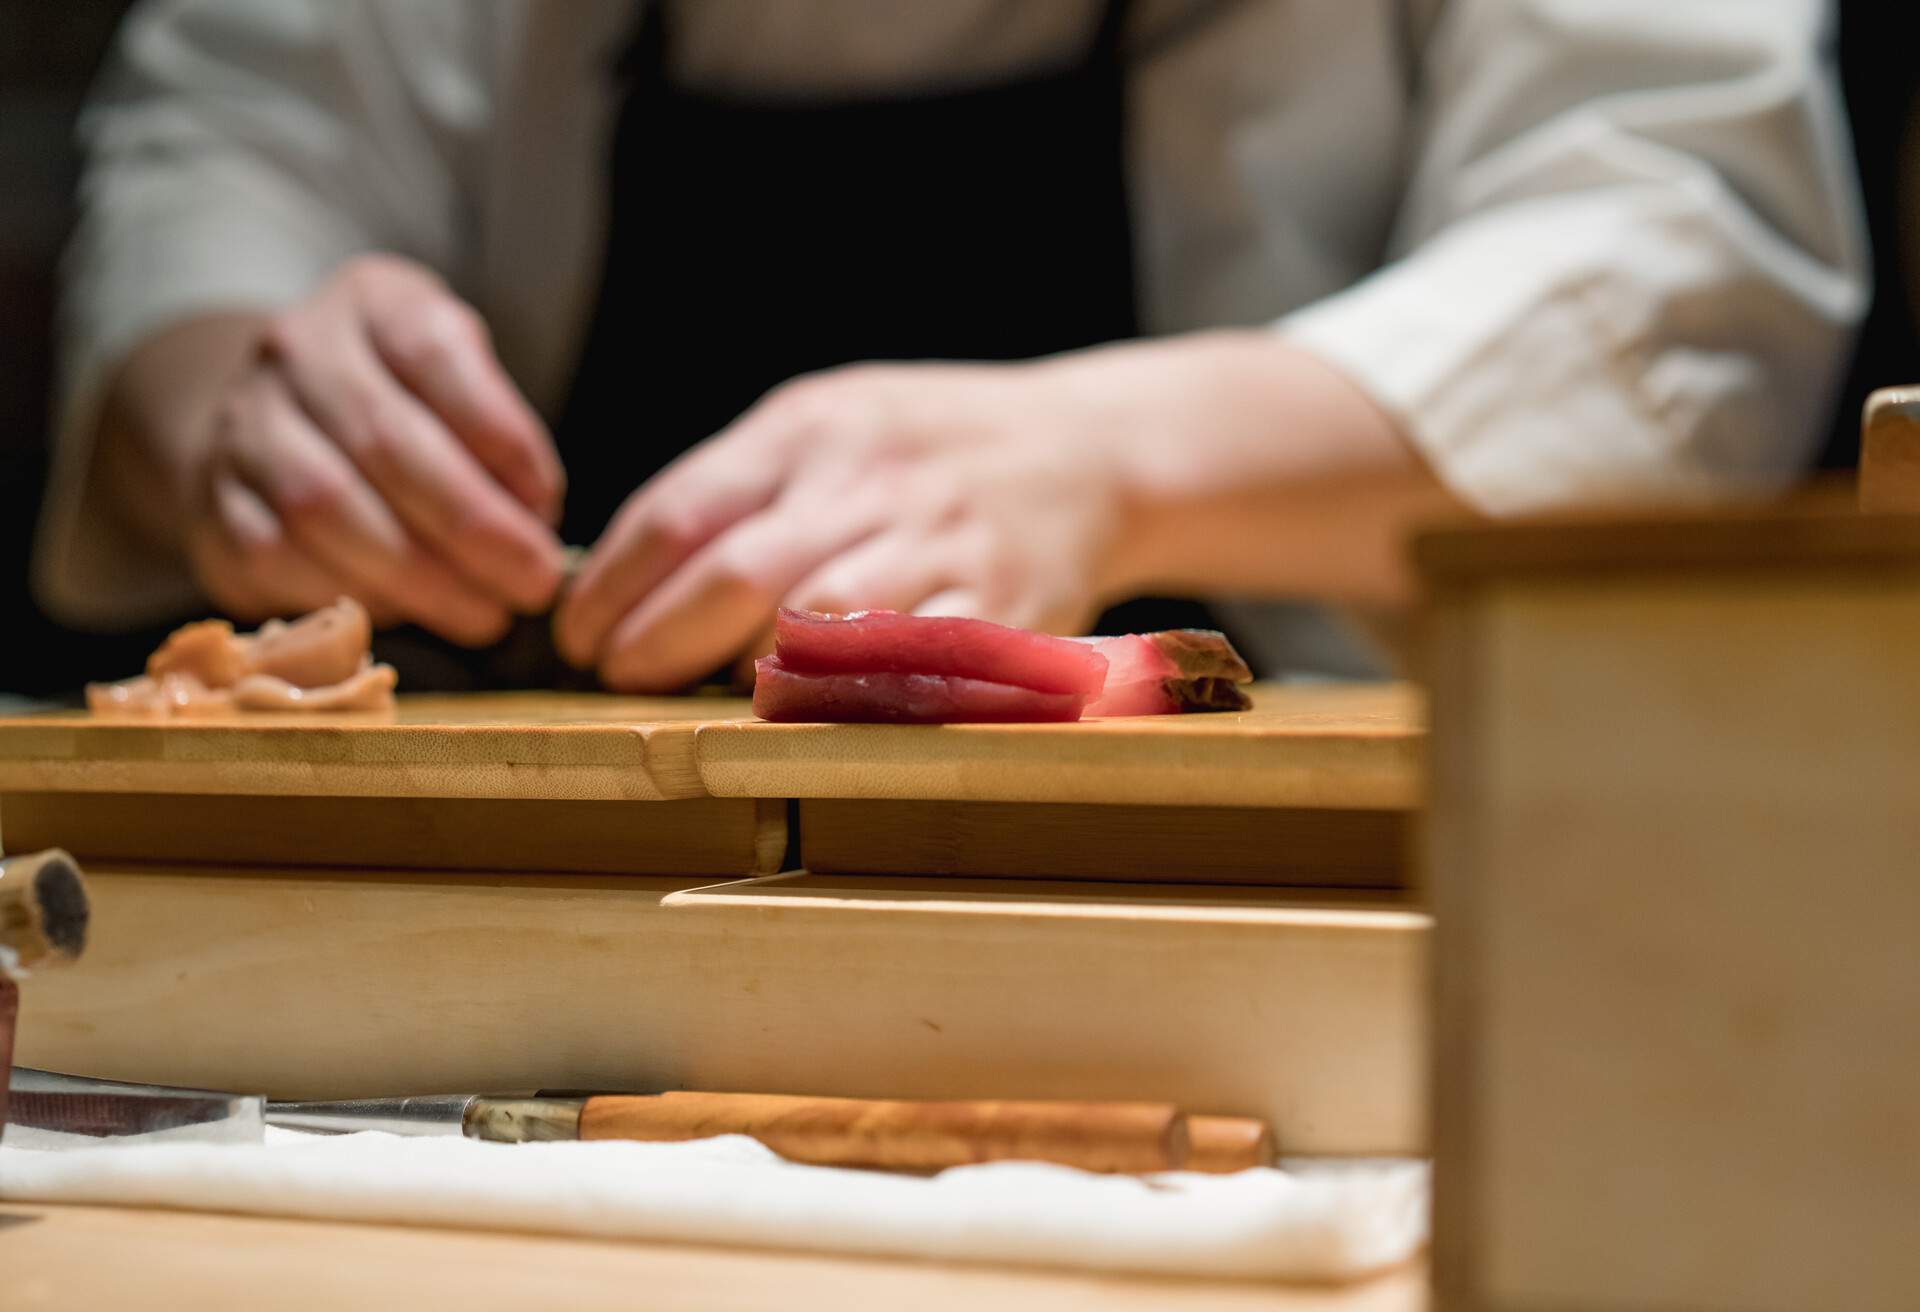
[554,355,1153,689]
[556,332,1435,691]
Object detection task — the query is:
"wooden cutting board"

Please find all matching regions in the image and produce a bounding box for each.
[0,693,734,802]
[0,684,1422,808]
[697,682,1423,810]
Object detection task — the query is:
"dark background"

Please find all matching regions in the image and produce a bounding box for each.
[2,2,1915,696]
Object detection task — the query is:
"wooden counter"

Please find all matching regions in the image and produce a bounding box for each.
[0,1204,1428,1311]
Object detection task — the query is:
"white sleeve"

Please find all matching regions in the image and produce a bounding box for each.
[37,0,494,628]
[1277,0,1866,514]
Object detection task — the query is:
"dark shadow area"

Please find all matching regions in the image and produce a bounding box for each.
[0,2,159,697]
[1822,0,1920,468]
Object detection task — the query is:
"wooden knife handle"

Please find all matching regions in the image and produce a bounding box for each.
[578,1091,1187,1173]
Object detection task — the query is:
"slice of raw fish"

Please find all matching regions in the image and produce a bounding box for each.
[753,656,1087,724]
[143,597,374,689]
[85,672,233,717]
[1078,630,1253,717]
[144,620,252,687]
[246,597,375,687]
[88,597,397,718]
[230,662,397,711]
[772,609,1108,696]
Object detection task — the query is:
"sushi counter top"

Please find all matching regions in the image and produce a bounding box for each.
[0,684,1431,1304]
[0,682,1423,809]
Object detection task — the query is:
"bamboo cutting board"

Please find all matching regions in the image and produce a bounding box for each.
[0,684,1422,809]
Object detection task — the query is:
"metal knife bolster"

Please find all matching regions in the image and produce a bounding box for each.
[267,1094,586,1143]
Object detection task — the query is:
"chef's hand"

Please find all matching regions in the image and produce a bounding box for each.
[557,357,1122,690]
[555,332,1443,692]
[179,256,566,643]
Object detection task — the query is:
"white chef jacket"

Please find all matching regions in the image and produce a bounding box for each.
[39,0,1867,636]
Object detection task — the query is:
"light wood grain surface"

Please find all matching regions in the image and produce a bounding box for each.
[14,867,1430,1155]
[0,1204,1427,1312]
[697,683,1423,809]
[0,683,1423,809]
[1426,566,1920,1311]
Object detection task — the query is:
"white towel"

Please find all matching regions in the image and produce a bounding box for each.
[0,1130,1426,1282]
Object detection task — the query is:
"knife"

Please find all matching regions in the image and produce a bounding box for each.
[9,1069,1272,1171]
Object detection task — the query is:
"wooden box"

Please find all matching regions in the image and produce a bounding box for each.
[1420,508,1920,1310]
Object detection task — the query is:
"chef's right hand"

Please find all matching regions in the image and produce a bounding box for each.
[183,255,566,644]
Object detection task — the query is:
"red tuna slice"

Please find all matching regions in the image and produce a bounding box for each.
[773,609,1108,696]
[1078,630,1254,717]
[753,656,1087,724]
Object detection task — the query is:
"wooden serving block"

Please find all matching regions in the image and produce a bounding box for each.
[696,683,1424,809]
[0,684,1421,810]
[14,866,1431,1156]
[0,685,1422,881]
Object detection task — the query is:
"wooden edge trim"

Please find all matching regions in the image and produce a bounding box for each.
[1861,385,1920,514]
[1411,482,1920,580]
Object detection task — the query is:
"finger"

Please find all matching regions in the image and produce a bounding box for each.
[913,588,986,620]
[272,320,563,612]
[209,476,411,627]
[556,455,785,668]
[203,473,406,628]
[228,378,512,646]
[559,370,894,666]
[786,531,956,616]
[360,278,566,523]
[597,504,884,692]
[912,587,1074,634]
[600,566,772,693]
[728,620,776,691]
[188,470,343,621]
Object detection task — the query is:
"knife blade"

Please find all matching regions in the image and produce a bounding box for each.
[4,1068,264,1149]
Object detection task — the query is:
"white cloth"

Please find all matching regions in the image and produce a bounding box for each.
[0,1130,1427,1282]
[40,0,1864,627]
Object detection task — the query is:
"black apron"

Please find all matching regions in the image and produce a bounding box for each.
[557,0,1142,537]
[384,0,1205,689]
